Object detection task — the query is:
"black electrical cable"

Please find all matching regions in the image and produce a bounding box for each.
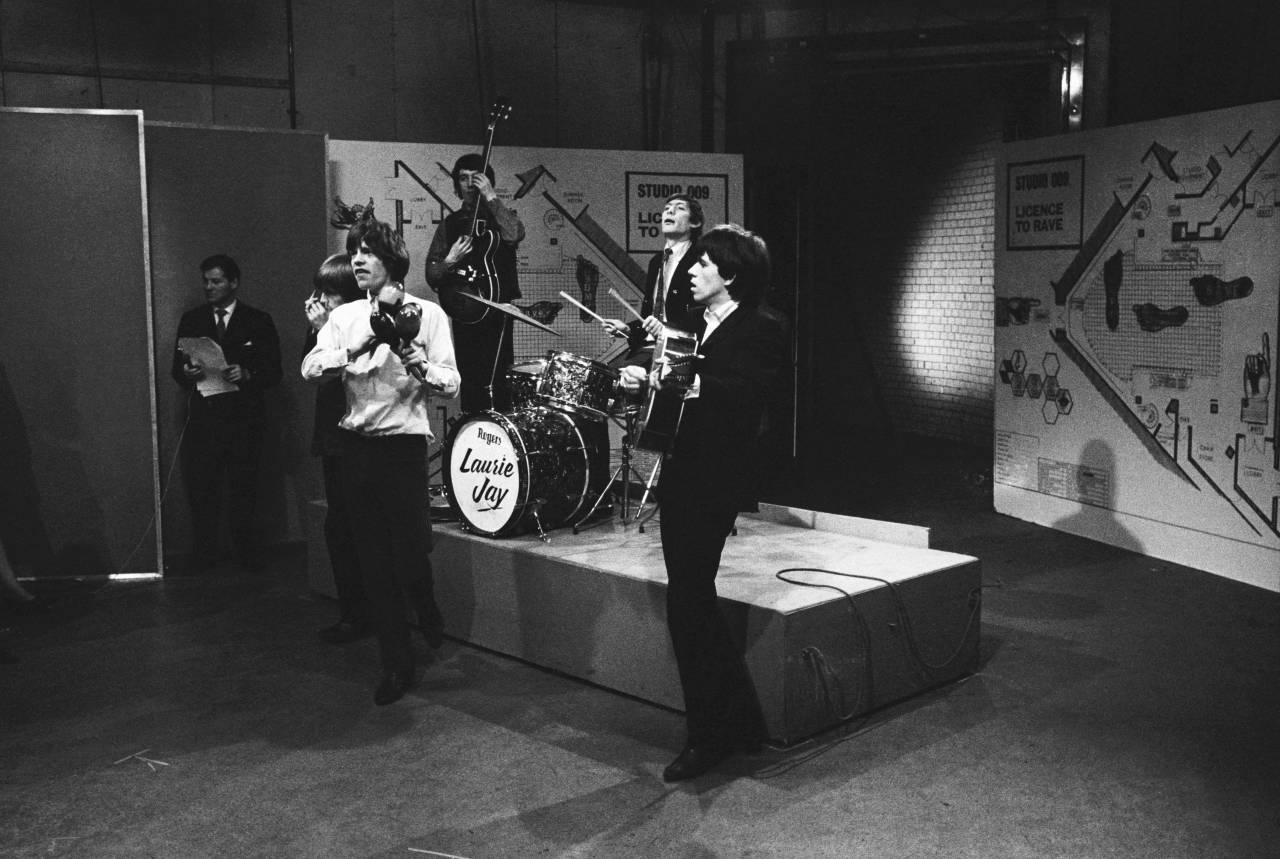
[775,566,983,675]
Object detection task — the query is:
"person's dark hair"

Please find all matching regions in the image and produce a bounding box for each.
[313,253,361,303]
[665,193,704,241]
[692,224,770,306]
[452,153,497,197]
[200,254,240,282]
[345,217,411,283]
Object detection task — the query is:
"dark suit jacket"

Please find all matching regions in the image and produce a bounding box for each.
[623,246,700,355]
[303,327,347,456]
[171,301,282,418]
[658,303,787,507]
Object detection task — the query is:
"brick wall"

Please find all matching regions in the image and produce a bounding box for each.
[870,139,998,448]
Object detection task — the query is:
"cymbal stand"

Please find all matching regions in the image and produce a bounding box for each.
[635,455,662,532]
[574,407,652,533]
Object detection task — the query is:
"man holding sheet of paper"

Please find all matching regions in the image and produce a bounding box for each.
[171,254,281,572]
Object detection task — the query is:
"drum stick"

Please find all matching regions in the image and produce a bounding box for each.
[558,290,608,324]
[606,287,645,322]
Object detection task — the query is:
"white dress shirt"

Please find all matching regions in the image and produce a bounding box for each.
[301,292,460,439]
[684,299,738,400]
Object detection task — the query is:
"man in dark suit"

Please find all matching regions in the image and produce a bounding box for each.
[602,193,704,355]
[620,224,786,782]
[172,254,282,571]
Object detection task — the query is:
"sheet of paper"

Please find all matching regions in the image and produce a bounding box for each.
[177,336,237,397]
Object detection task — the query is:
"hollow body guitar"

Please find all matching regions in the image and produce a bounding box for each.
[437,98,512,326]
[635,326,699,452]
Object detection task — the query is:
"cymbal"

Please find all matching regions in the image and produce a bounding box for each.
[459,292,562,336]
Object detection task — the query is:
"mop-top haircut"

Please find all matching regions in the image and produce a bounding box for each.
[345,217,410,283]
[691,224,770,306]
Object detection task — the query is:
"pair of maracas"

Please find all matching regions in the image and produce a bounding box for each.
[361,286,426,381]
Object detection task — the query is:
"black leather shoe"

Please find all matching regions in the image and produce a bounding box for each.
[373,668,413,706]
[662,745,731,782]
[318,620,373,645]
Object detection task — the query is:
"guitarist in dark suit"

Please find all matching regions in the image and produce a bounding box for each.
[619,225,786,781]
[171,254,282,571]
[602,194,703,357]
[425,154,525,413]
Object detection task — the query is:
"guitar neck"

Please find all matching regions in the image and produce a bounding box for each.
[467,121,501,237]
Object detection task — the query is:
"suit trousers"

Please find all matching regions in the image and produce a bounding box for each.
[339,432,440,671]
[455,313,514,414]
[320,454,368,623]
[659,478,768,750]
[183,406,264,564]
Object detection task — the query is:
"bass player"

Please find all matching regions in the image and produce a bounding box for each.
[425,153,526,413]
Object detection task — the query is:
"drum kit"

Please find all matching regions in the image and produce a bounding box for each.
[440,295,657,540]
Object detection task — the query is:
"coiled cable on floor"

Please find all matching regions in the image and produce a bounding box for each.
[777,566,982,677]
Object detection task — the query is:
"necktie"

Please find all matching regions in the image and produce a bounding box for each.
[653,247,673,321]
[215,308,227,341]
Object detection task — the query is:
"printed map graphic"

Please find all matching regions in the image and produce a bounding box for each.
[1049,129,1279,543]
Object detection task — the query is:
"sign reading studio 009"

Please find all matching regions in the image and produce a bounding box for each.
[625,171,730,254]
[1006,156,1084,251]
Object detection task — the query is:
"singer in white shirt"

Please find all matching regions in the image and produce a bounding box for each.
[302,216,459,706]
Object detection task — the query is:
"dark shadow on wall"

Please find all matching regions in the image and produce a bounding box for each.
[1051,438,1145,555]
[0,361,56,578]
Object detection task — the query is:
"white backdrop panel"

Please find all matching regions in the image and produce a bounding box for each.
[994,100,1280,591]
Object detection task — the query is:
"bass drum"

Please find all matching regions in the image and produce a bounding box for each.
[443,406,603,537]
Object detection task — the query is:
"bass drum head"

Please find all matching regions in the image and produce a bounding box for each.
[443,410,528,537]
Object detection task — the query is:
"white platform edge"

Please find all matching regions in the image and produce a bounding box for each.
[749,502,932,548]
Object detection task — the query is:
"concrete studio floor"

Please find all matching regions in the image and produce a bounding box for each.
[2,439,1277,858]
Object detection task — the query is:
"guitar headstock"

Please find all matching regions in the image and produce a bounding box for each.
[487,98,512,128]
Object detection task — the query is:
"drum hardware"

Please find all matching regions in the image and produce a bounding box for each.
[634,455,662,533]
[573,400,656,533]
[459,291,563,337]
[427,482,457,522]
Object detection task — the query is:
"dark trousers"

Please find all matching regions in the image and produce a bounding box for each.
[320,454,367,623]
[456,313,514,414]
[339,433,440,672]
[658,480,767,749]
[184,410,264,564]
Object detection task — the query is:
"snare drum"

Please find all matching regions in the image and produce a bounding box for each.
[505,359,547,410]
[443,406,604,537]
[537,351,619,420]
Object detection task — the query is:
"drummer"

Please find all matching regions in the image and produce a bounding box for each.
[601,193,703,355]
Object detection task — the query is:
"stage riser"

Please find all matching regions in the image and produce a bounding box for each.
[772,570,981,742]
[422,509,981,745]
[308,499,980,743]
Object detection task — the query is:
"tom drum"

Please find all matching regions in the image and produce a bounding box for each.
[536,351,619,420]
